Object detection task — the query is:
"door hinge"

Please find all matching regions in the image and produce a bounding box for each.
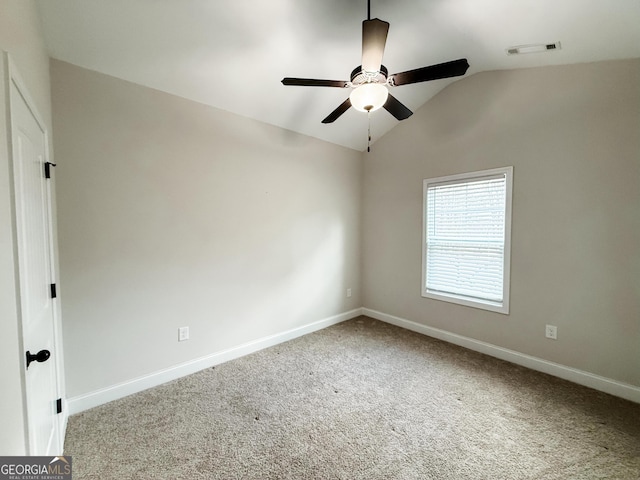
[56,398,62,414]
[44,161,57,179]
[50,283,57,299]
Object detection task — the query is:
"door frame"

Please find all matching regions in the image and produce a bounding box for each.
[3,52,66,454]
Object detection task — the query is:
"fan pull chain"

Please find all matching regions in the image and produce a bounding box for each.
[367,111,372,153]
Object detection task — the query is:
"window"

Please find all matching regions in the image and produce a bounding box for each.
[422,166,513,314]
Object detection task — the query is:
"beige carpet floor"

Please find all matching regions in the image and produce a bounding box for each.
[64,316,640,479]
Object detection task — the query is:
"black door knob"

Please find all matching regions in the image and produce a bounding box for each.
[26,349,51,369]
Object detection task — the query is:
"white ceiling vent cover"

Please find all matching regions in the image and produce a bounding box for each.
[506,42,562,55]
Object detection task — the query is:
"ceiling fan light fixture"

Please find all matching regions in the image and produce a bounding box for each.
[349,83,389,112]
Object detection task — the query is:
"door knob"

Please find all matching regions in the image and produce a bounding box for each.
[26,349,51,369]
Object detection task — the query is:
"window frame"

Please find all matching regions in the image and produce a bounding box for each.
[421,166,513,315]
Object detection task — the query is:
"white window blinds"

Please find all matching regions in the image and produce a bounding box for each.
[424,169,511,310]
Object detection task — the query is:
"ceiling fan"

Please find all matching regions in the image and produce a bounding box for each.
[281,0,470,125]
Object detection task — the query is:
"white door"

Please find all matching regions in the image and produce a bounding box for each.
[10,74,61,456]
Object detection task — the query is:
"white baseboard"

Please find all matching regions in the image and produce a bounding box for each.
[67,308,363,415]
[67,306,639,415]
[363,308,640,404]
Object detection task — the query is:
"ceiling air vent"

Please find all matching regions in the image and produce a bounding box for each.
[506,42,561,55]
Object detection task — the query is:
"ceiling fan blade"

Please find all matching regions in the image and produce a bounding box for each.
[383,93,413,121]
[322,98,352,124]
[282,78,348,88]
[390,58,470,86]
[362,19,389,73]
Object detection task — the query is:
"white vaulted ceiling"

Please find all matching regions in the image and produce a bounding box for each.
[36,0,640,151]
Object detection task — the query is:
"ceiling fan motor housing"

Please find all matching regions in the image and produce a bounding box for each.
[350,65,388,86]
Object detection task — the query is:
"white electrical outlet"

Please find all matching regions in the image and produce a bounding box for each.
[178,326,189,342]
[545,325,557,340]
[347,288,352,298]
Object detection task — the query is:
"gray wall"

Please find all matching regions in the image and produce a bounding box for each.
[0,0,57,455]
[51,61,362,398]
[51,58,640,402]
[362,59,640,387]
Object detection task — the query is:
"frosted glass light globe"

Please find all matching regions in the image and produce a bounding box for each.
[349,83,389,112]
